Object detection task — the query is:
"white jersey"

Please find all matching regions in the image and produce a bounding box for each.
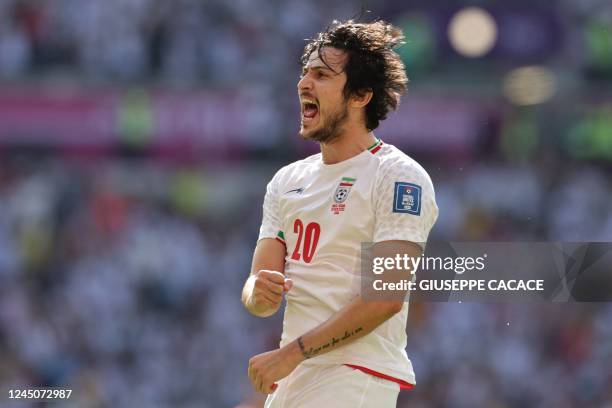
[258,139,438,385]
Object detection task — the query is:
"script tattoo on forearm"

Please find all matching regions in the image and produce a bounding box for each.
[297,327,363,359]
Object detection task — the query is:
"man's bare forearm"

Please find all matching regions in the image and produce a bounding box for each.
[281,296,403,363]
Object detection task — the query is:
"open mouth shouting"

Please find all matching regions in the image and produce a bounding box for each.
[300,98,319,126]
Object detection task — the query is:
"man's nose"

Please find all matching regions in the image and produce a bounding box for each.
[297,74,312,92]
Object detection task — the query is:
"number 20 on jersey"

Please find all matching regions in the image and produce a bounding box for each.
[291,219,320,263]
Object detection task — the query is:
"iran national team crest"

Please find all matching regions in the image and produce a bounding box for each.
[331,177,356,214]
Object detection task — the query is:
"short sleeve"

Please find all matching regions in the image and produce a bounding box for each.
[258,172,282,242]
[373,162,438,248]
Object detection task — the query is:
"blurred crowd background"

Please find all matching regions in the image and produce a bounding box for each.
[0,0,611,407]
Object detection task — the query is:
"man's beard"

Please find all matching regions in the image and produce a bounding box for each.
[301,102,349,144]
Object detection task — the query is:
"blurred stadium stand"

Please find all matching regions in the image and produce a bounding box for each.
[0,0,611,407]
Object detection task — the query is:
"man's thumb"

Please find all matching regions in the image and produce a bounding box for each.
[283,278,293,292]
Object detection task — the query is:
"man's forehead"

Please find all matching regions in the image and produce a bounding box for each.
[305,47,347,71]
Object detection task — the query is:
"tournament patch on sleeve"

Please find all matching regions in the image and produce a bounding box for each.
[393,182,421,215]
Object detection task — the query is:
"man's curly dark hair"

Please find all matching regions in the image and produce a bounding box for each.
[301,19,408,131]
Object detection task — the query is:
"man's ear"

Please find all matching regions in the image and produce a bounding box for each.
[349,89,373,108]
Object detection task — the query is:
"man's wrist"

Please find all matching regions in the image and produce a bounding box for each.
[297,336,310,360]
[282,338,307,367]
[241,276,255,307]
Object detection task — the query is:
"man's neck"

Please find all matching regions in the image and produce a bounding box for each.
[320,128,376,165]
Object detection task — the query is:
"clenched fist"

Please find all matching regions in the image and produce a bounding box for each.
[244,270,293,317]
[248,342,303,394]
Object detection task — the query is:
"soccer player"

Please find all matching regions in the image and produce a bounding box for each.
[242,19,438,407]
